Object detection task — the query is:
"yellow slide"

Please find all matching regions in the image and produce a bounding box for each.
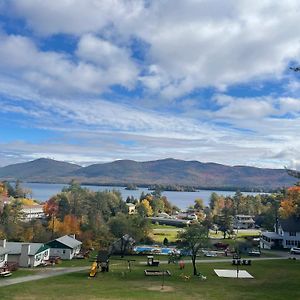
[89,262,98,277]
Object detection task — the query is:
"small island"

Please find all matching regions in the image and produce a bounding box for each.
[125,184,138,190]
[148,184,197,192]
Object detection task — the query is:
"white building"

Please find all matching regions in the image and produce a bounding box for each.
[0,240,50,267]
[233,215,255,229]
[260,217,300,249]
[126,203,136,215]
[0,240,9,268]
[21,205,45,221]
[47,235,82,260]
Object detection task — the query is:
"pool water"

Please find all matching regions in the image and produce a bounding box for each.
[133,246,180,255]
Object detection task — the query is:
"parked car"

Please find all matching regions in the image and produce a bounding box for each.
[290,247,300,255]
[248,250,261,256]
[213,242,229,250]
[203,251,218,257]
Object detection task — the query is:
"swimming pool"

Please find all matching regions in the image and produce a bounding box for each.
[133,245,180,255]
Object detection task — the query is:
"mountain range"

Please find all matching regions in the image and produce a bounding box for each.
[0,158,297,191]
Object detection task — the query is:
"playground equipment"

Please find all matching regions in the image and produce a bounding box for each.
[147,256,159,266]
[89,262,98,277]
[168,252,181,264]
[144,269,171,276]
[89,250,110,277]
[89,234,135,277]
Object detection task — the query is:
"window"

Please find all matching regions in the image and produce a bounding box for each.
[35,254,41,261]
[289,232,296,236]
[63,250,66,254]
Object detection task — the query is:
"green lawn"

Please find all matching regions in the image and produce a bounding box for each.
[150,224,181,243]
[0,258,299,300]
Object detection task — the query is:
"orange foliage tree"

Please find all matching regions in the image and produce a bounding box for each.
[280,186,300,218]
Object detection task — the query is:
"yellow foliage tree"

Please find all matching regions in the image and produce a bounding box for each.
[139,199,153,217]
[48,217,63,235]
[20,198,38,206]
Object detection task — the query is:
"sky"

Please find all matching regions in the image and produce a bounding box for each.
[0,0,300,169]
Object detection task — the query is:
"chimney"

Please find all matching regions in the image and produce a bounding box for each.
[0,239,6,248]
[69,234,75,239]
[20,243,31,267]
[21,244,31,255]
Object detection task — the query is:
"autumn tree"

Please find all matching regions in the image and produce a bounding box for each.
[44,196,59,238]
[137,199,153,217]
[280,186,300,218]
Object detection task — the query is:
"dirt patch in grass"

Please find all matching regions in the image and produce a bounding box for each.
[147,285,175,292]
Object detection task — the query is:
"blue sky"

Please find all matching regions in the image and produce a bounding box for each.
[0,0,300,168]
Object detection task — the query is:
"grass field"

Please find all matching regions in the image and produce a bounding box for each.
[1,258,299,300]
[150,225,261,244]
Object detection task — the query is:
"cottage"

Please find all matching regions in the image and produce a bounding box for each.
[1,240,50,267]
[0,240,9,268]
[47,235,82,260]
[260,217,300,249]
[233,215,255,229]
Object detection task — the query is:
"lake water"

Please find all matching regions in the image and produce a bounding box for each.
[22,182,259,210]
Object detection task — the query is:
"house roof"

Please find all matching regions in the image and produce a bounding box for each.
[280,217,300,232]
[261,232,283,239]
[52,235,82,249]
[5,242,49,256]
[0,246,9,255]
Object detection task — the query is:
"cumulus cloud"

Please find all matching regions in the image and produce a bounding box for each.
[0,33,139,96]
[2,0,300,97]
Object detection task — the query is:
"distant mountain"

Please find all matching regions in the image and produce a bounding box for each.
[0,158,297,191]
[0,158,81,182]
[71,158,297,190]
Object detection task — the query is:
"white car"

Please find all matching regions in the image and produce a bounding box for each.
[290,247,300,255]
[203,251,218,257]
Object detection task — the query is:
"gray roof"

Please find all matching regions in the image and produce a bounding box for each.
[5,242,47,256]
[0,246,9,255]
[261,232,283,239]
[280,217,300,232]
[55,235,82,248]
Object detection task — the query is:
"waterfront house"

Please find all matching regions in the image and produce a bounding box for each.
[260,217,300,249]
[233,215,255,229]
[21,204,45,221]
[47,235,82,260]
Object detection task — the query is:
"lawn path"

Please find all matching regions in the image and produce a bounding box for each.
[0,266,89,287]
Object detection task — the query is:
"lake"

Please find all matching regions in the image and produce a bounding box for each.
[22,182,259,210]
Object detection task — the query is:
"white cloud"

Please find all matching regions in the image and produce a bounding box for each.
[3,0,300,97]
[77,34,138,88]
[9,0,143,36]
[0,33,139,96]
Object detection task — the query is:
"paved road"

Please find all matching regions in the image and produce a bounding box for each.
[140,256,289,265]
[0,266,89,287]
